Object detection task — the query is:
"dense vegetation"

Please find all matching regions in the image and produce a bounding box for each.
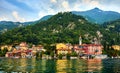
[101,19,120,45]
[0,12,100,45]
[0,21,37,33]
[0,12,120,57]
[0,48,8,57]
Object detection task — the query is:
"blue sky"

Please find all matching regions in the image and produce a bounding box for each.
[0,0,120,22]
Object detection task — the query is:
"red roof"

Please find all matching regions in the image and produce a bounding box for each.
[82,44,102,46]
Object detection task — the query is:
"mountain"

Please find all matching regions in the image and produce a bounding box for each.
[0,21,22,33]
[72,7,120,24]
[0,21,37,33]
[40,8,120,24]
[0,12,101,45]
[1,7,120,32]
[0,15,52,33]
[0,12,119,46]
[0,12,119,58]
[0,12,120,57]
[39,15,53,22]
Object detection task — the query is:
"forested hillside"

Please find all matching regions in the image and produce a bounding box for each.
[0,12,119,46]
[0,12,100,45]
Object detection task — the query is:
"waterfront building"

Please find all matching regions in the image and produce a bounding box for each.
[19,42,28,50]
[0,45,13,51]
[32,45,44,51]
[5,52,13,58]
[5,42,45,58]
[79,35,102,56]
[73,36,103,59]
[112,45,120,51]
[73,44,103,56]
[82,44,103,55]
[6,48,33,58]
[73,45,84,54]
[56,43,72,55]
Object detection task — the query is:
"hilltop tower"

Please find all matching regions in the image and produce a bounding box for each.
[79,36,82,45]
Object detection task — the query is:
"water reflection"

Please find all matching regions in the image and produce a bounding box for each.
[87,59,102,73]
[56,59,87,73]
[0,58,120,73]
[102,59,120,73]
[56,60,71,73]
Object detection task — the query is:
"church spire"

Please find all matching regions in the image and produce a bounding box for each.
[79,36,82,45]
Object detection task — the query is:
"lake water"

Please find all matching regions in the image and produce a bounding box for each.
[0,58,120,73]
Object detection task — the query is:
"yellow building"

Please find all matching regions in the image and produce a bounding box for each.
[56,43,72,55]
[112,45,120,51]
[0,45,12,51]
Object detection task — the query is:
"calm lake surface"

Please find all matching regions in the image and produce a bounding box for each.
[0,58,120,73]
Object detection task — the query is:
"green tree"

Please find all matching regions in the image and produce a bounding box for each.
[58,54,63,59]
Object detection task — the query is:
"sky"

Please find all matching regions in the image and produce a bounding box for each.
[0,0,120,22]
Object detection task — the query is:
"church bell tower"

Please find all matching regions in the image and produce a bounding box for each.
[79,36,82,45]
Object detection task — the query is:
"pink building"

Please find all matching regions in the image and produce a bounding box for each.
[5,49,33,58]
[73,44,103,56]
[5,52,13,58]
[82,44,103,55]
[73,45,84,54]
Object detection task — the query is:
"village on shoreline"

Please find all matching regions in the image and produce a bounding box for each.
[0,37,119,60]
[0,38,104,60]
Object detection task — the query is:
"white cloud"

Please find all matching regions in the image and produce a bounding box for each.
[17,0,101,19]
[89,0,101,7]
[62,1,70,11]
[72,0,102,11]
[49,0,100,12]
[48,8,56,13]
[82,0,90,4]
[38,11,47,18]
[0,0,120,22]
[50,0,57,3]
[0,16,9,21]
[81,0,98,6]
[12,11,25,22]
[38,8,56,18]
